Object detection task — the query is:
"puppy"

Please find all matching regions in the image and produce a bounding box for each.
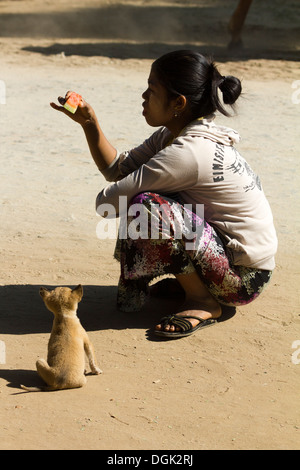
[21,284,102,392]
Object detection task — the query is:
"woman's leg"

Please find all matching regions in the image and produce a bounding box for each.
[115,192,272,325]
[114,192,197,312]
[155,270,222,333]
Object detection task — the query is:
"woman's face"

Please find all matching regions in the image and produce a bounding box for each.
[142,67,176,128]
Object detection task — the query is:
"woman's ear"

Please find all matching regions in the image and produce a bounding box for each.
[174,95,187,113]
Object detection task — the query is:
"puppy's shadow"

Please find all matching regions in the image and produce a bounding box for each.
[0,368,45,393]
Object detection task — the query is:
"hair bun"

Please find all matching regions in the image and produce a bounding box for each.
[218,75,242,106]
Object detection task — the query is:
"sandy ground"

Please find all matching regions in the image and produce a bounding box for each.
[0,0,299,451]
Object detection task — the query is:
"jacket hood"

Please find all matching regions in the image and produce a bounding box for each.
[183,115,241,146]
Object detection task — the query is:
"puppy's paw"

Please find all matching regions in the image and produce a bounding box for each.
[92,366,102,375]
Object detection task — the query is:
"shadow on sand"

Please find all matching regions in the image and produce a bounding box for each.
[0,283,236,335]
[0,3,298,61]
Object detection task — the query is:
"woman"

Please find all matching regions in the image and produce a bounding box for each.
[51,50,277,339]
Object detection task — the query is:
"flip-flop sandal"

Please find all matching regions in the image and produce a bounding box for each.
[150,278,185,299]
[154,314,217,338]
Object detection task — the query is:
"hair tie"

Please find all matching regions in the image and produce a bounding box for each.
[219,76,226,88]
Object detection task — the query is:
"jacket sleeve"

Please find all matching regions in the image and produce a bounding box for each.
[100,127,169,182]
[96,135,199,216]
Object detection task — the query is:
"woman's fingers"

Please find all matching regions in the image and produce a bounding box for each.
[50,101,62,110]
[58,95,66,105]
[49,101,65,112]
[52,91,77,108]
[50,92,80,115]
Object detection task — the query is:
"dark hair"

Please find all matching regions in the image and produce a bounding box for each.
[152,50,242,118]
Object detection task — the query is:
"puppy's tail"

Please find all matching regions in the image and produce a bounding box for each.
[20,384,50,392]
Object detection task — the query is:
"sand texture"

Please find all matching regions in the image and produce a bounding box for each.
[0,0,299,450]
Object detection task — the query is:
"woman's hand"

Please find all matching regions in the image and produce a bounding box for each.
[50,91,96,128]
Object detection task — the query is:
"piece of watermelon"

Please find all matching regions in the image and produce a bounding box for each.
[64,92,82,114]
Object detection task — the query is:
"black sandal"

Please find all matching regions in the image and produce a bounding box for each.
[154,314,217,338]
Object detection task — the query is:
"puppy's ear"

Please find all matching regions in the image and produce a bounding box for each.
[40,287,49,298]
[72,284,83,301]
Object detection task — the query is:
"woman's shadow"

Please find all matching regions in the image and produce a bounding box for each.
[0,283,235,335]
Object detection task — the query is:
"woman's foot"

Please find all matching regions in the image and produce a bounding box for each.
[155,296,222,334]
[154,271,222,336]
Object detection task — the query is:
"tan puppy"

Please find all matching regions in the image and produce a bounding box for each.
[21,284,102,392]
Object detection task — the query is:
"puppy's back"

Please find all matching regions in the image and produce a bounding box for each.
[47,316,87,377]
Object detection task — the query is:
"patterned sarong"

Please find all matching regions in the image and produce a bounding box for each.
[114,192,272,312]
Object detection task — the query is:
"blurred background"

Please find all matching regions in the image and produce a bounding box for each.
[0,0,299,60]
